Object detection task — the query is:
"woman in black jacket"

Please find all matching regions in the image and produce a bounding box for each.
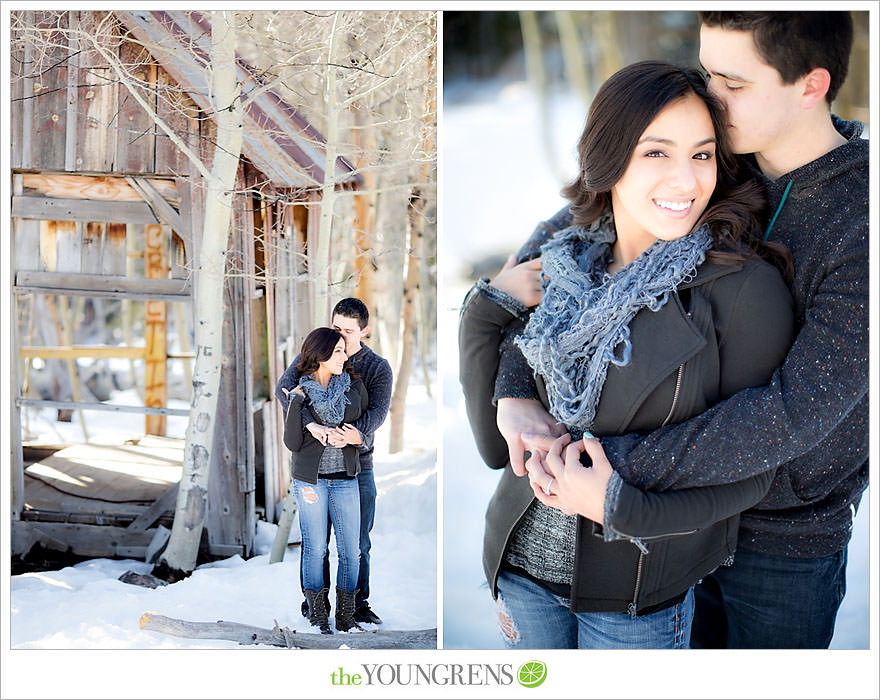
[458,61,794,648]
[283,327,369,634]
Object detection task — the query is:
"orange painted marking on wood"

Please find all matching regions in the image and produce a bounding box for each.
[144,224,168,435]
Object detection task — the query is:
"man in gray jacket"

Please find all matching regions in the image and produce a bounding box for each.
[492,11,867,648]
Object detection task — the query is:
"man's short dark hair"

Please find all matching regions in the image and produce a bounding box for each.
[699,11,853,103]
[332,297,369,329]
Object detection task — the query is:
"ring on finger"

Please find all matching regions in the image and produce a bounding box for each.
[543,477,554,496]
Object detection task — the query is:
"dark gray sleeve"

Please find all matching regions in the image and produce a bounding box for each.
[282,394,306,452]
[600,251,852,495]
[458,284,519,469]
[602,469,776,542]
[348,357,392,438]
[275,355,301,409]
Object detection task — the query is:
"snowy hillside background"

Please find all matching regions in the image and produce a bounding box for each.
[439,78,872,652]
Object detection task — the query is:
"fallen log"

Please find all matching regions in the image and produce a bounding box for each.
[139,612,437,649]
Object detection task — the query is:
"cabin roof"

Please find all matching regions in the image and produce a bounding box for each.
[117,10,361,190]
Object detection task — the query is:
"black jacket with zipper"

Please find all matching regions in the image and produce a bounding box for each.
[283,377,369,484]
[459,253,794,614]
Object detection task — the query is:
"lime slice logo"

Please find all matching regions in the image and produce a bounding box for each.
[517,660,547,688]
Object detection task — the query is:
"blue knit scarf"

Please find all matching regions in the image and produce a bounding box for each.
[299,372,351,426]
[515,211,713,431]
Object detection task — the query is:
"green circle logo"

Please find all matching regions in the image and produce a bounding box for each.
[517,660,547,688]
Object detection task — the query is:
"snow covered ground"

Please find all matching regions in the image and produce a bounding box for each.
[5,375,436,695]
[439,79,876,694]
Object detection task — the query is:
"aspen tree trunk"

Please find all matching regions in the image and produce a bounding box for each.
[388,189,425,453]
[555,11,590,103]
[155,11,244,578]
[312,10,342,329]
[351,101,377,314]
[520,11,566,184]
[388,20,436,453]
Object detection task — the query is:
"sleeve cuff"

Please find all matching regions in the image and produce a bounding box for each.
[476,277,530,317]
[358,429,373,452]
[601,470,627,542]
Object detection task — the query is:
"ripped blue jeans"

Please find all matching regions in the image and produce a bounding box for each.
[495,569,694,649]
[294,477,360,594]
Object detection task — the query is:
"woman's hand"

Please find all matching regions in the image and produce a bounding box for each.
[305,422,330,445]
[497,398,567,476]
[526,434,614,523]
[326,424,362,447]
[292,386,305,397]
[490,255,544,307]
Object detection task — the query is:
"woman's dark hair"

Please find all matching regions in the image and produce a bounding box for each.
[562,60,791,279]
[295,327,354,377]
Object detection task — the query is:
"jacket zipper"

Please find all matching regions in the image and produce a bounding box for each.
[628,312,692,616]
[628,549,646,617]
[661,364,684,427]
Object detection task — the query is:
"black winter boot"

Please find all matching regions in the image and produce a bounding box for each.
[354,604,383,625]
[304,588,332,634]
[302,588,330,618]
[335,588,365,633]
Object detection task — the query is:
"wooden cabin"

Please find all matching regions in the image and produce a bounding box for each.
[10,10,361,562]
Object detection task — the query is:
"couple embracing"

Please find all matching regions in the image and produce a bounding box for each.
[276,298,393,635]
[460,11,867,649]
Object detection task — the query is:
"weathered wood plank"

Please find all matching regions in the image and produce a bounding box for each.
[10,17,29,168]
[80,221,105,274]
[13,196,160,224]
[64,11,80,171]
[30,13,69,171]
[139,613,438,649]
[127,176,184,233]
[114,40,157,173]
[18,398,188,416]
[77,66,118,172]
[20,173,179,203]
[16,270,190,298]
[12,176,42,272]
[155,65,196,175]
[39,220,58,271]
[144,223,168,435]
[208,299,244,547]
[126,483,179,532]
[54,220,80,273]
[104,222,128,276]
[19,345,146,359]
[12,520,161,558]
[174,175,193,270]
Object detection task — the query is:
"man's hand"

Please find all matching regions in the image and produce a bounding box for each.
[305,422,330,445]
[326,424,362,448]
[524,434,614,523]
[496,398,567,476]
[490,255,544,307]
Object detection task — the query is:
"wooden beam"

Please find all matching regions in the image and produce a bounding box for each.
[19,345,146,360]
[127,176,185,235]
[13,520,159,558]
[20,173,179,203]
[144,223,168,435]
[16,398,189,417]
[126,483,179,532]
[12,195,160,224]
[15,270,190,300]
